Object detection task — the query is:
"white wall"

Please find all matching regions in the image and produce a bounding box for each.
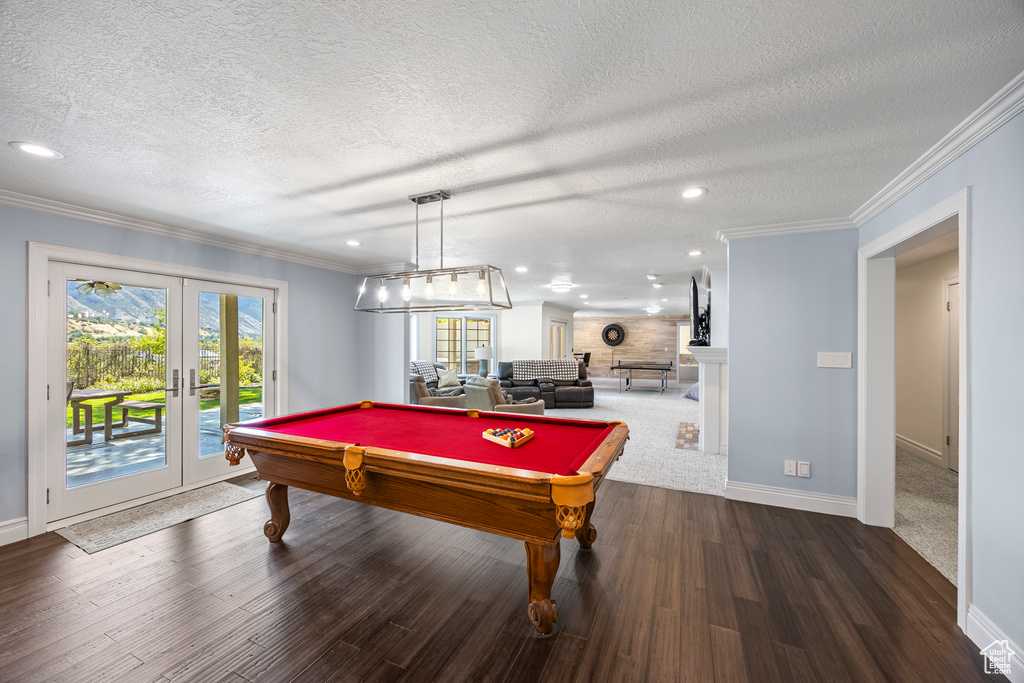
[895,249,958,460]
[499,305,543,361]
[859,109,1024,648]
[0,204,361,526]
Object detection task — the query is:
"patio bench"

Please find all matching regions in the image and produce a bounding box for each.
[105,400,164,441]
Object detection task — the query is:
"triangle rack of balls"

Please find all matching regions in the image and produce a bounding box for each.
[482,427,535,448]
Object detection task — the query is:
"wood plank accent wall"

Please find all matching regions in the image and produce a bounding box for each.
[574,315,690,378]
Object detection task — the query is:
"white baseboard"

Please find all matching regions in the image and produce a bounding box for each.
[896,433,945,468]
[725,481,857,518]
[966,604,1023,682]
[0,517,29,547]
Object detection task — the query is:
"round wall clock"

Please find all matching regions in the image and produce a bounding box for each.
[601,323,625,346]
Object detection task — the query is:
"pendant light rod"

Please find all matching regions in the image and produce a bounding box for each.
[408,189,450,270]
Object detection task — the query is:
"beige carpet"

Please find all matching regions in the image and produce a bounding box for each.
[894,446,958,583]
[547,379,726,496]
[56,481,262,554]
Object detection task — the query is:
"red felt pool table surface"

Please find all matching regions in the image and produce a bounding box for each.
[245,402,615,476]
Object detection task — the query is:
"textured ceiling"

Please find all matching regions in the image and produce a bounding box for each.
[2,1,1023,314]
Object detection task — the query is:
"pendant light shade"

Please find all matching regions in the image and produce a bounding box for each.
[354,190,513,313]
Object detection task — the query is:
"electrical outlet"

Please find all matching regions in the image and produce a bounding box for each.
[784,460,796,476]
[798,462,810,477]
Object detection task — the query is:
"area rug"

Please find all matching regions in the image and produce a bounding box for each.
[675,422,700,450]
[56,481,263,553]
[546,379,726,496]
[894,446,958,583]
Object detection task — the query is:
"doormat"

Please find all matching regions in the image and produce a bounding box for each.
[56,482,263,554]
[675,422,700,450]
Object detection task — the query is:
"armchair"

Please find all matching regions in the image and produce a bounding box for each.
[409,375,467,408]
[463,376,545,415]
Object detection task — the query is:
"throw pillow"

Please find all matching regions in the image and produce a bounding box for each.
[511,396,538,405]
[437,368,461,388]
[684,382,700,401]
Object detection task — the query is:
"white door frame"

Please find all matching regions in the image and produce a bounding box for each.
[857,188,971,629]
[941,276,959,472]
[27,242,289,536]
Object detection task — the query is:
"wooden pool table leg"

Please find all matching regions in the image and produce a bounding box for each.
[263,482,290,542]
[525,541,560,634]
[575,501,597,549]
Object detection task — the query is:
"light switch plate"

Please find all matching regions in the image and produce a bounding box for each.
[798,462,810,477]
[817,352,852,368]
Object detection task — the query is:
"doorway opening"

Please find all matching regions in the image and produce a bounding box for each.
[893,225,959,584]
[858,188,970,629]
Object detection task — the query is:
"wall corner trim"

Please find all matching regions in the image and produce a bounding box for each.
[966,605,1024,683]
[852,69,1024,227]
[725,481,857,518]
[0,517,29,547]
[716,217,856,243]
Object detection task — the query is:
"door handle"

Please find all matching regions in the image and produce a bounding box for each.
[164,369,179,397]
[190,369,219,396]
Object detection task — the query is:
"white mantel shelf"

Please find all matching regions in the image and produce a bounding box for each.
[688,347,728,364]
[689,346,728,455]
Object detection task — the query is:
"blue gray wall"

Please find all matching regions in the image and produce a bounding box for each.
[859,110,1024,650]
[728,229,859,497]
[0,204,363,524]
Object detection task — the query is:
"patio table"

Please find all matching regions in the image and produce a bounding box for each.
[68,389,132,446]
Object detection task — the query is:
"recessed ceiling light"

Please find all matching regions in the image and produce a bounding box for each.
[584,301,591,305]
[579,294,588,299]
[688,250,702,256]
[646,274,658,280]
[661,298,668,302]
[9,141,64,159]
[515,266,528,273]
[346,240,361,246]
[652,283,663,289]
[682,187,707,199]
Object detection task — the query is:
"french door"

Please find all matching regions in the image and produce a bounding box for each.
[47,263,276,522]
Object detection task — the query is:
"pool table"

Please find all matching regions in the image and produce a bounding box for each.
[223,401,629,633]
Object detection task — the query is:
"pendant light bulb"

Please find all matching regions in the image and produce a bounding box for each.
[476,270,486,297]
[448,273,458,298]
[377,279,388,303]
[402,277,412,302]
[424,274,434,300]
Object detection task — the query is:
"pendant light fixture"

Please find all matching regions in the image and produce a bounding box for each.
[354,190,513,313]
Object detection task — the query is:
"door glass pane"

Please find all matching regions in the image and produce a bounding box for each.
[465,318,491,375]
[65,278,168,487]
[435,317,462,371]
[198,293,265,460]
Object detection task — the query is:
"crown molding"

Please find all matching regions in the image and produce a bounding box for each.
[353,262,416,275]
[852,69,1024,227]
[716,217,855,243]
[0,188,362,274]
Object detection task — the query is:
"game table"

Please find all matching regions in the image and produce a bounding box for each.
[223,401,629,633]
[611,360,674,393]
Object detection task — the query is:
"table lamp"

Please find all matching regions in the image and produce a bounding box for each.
[474,346,494,377]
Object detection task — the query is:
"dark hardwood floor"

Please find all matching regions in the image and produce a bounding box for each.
[0,475,1002,682]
